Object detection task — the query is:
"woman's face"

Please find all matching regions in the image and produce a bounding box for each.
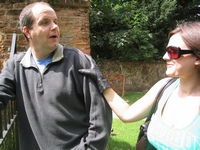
[163,33,198,78]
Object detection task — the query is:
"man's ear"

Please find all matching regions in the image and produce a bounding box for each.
[23,26,31,39]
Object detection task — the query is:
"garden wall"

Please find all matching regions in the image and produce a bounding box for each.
[98,60,167,93]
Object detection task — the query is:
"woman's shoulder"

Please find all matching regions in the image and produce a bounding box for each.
[155,77,178,87]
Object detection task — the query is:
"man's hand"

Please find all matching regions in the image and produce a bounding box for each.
[79,55,111,93]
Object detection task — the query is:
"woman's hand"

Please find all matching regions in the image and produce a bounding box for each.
[79,54,111,93]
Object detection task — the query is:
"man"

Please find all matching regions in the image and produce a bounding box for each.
[0,2,112,150]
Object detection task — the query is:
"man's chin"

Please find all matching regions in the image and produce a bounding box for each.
[50,43,59,50]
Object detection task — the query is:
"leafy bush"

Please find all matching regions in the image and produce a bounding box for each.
[90,0,200,62]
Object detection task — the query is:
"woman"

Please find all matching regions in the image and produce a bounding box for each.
[79,21,200,149]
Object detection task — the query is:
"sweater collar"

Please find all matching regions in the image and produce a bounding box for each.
[20,44,64,68]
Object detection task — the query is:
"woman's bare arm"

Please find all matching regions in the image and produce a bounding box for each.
[103,78,170,122]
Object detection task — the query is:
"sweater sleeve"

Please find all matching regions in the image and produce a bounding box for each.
[78,77,112,150]
[0,57,16,109]
[74,53,112,150]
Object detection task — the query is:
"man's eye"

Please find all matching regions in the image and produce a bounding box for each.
[39,20,49,26]
[42,21,49,25]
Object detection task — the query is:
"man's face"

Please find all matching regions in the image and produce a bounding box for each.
[24,4,60,57]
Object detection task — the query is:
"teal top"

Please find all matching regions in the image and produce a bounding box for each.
[147,79,200,149]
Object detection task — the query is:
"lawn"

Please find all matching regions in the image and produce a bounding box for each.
[106,92,145,150]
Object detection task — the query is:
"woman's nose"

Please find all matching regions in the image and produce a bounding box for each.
[163,52,170,60]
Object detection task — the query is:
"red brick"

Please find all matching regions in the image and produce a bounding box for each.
[0,1,91,68]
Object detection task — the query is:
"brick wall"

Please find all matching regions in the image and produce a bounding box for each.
[0,0,90,71]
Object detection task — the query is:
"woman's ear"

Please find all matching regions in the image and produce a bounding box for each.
[195,59,200,66]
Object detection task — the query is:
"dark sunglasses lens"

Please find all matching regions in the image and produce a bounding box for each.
[167,47,179,59]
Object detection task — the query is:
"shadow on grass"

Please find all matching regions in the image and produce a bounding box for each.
[106,137,136,150]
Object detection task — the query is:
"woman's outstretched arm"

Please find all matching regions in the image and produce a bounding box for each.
[103,77,171,122]
[79,54,169,122]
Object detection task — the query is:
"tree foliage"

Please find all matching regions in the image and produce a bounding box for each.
[89,0,200,61]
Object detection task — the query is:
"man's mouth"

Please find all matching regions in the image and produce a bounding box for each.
[49,35,58,39]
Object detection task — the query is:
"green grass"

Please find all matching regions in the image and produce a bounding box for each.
[106,92,145,150]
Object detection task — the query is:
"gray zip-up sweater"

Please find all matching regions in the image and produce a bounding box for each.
[0,44,112,150]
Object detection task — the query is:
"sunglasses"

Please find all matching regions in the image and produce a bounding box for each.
[166,46,194,59]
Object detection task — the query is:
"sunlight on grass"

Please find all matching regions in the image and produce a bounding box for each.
[106,92,145,150]
[106,119,144,150]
